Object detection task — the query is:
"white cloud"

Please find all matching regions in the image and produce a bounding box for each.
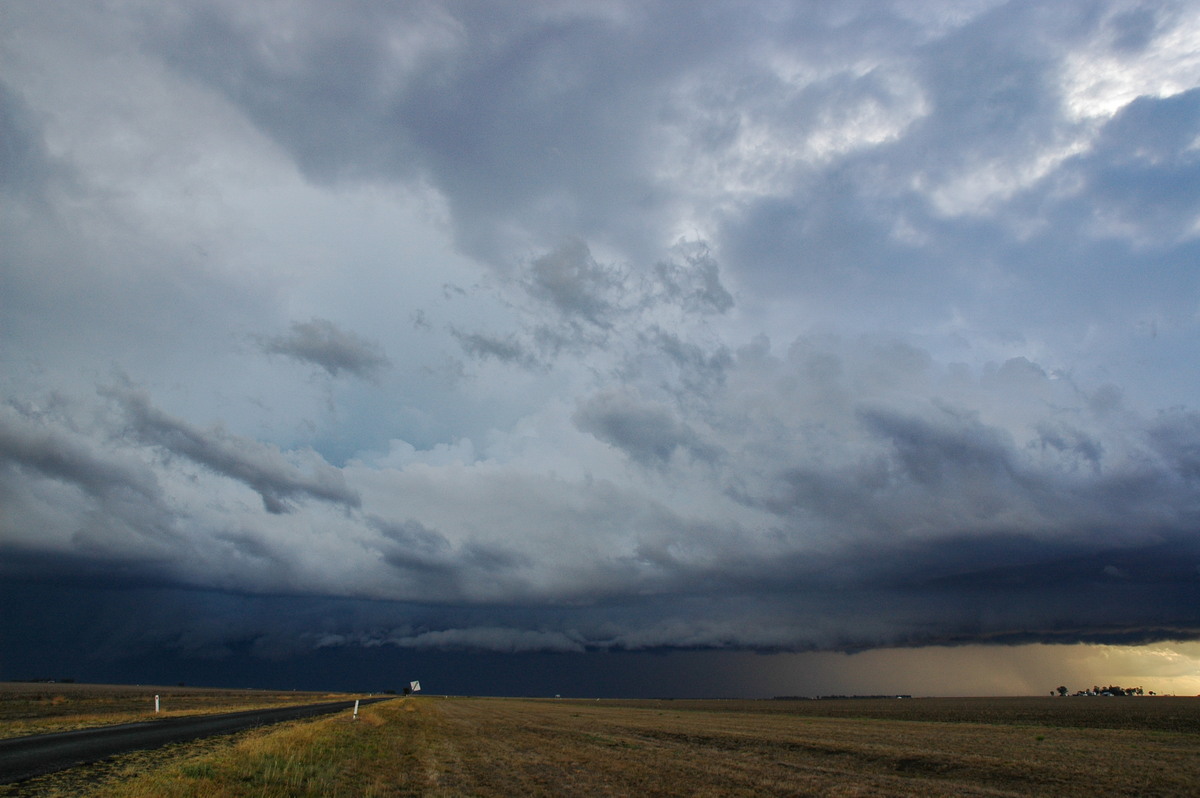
[1063,3,1200,121]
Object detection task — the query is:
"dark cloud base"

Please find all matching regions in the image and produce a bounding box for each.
[1,642,728,700]
[0,582,754,697]
[5,556,1198,697]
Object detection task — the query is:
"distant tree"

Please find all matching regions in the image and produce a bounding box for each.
[1056,686,1068,697]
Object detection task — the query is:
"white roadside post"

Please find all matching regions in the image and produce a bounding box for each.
[154,695,160,713]
[353,699,359,721]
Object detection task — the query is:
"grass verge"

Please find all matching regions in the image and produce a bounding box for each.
[0,683,355,739]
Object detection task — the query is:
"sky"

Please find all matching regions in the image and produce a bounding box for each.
[3,0,1200,698]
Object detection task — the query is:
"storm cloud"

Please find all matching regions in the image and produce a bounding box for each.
[3,1,1200,694]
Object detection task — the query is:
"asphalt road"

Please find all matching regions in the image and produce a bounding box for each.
[0,696,393,785]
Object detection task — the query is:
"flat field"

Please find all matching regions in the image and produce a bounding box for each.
[4,692,1200,796]
[0,682,354,739]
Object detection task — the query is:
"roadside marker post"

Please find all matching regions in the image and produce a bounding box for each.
[154,695,160,713]
[353,699,359,720]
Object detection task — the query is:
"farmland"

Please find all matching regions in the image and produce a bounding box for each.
[3,689,1199,796]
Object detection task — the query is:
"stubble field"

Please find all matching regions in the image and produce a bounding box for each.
[3,688,1200,796]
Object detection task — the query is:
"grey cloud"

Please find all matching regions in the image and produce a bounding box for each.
[861,406,1021,490]
[914,90,1200,369]
[717,5,1096,312]
[1035,420,1104,471]
[820,532,1200,646]
[520,238,731,338]
[371,516,531,603]
[908,3,1072,172]
[722,75,1199,383]
[1070,88,1200,239]
[0,577,422,664]
[149,3,426,185]
[724,343,1195,542]
[590,534,1200,653]
[141,0,1188,336]
[235,333,1200,652]
[449,328,540,369]
[1107,6,1162,52]
[259,318,389,380]
[650,244,733,316]
[574,389,719,467]
[8,558,1198,664]
[1147,409,1200,481]
[371,517,460,600]
[6,445,1200,660]
[147,2,881,267]
[212,529,278,564]
[108,384,359,513]
[524,239,621,328]
[0,399,185,564]
[386,627,585,654]
[720,341,1200,547]
[375,517,452,563]
[7,0,1200,681]
[0,80,57,197]
[452,239,734,372]
[149,2,659,261]
[0,401,158,501]
[640,328,732,400]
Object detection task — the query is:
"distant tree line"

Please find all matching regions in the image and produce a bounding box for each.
[1052,685,1152,696]
[773,695,912,700]
[13,678,75,684]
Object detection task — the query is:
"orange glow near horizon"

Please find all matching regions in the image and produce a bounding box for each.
[744,642,1200,698]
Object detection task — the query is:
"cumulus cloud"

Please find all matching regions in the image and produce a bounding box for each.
[259,318,389,380]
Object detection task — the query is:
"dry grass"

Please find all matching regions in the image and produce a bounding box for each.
[0,682,354,739]
[6,695,1199,796]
